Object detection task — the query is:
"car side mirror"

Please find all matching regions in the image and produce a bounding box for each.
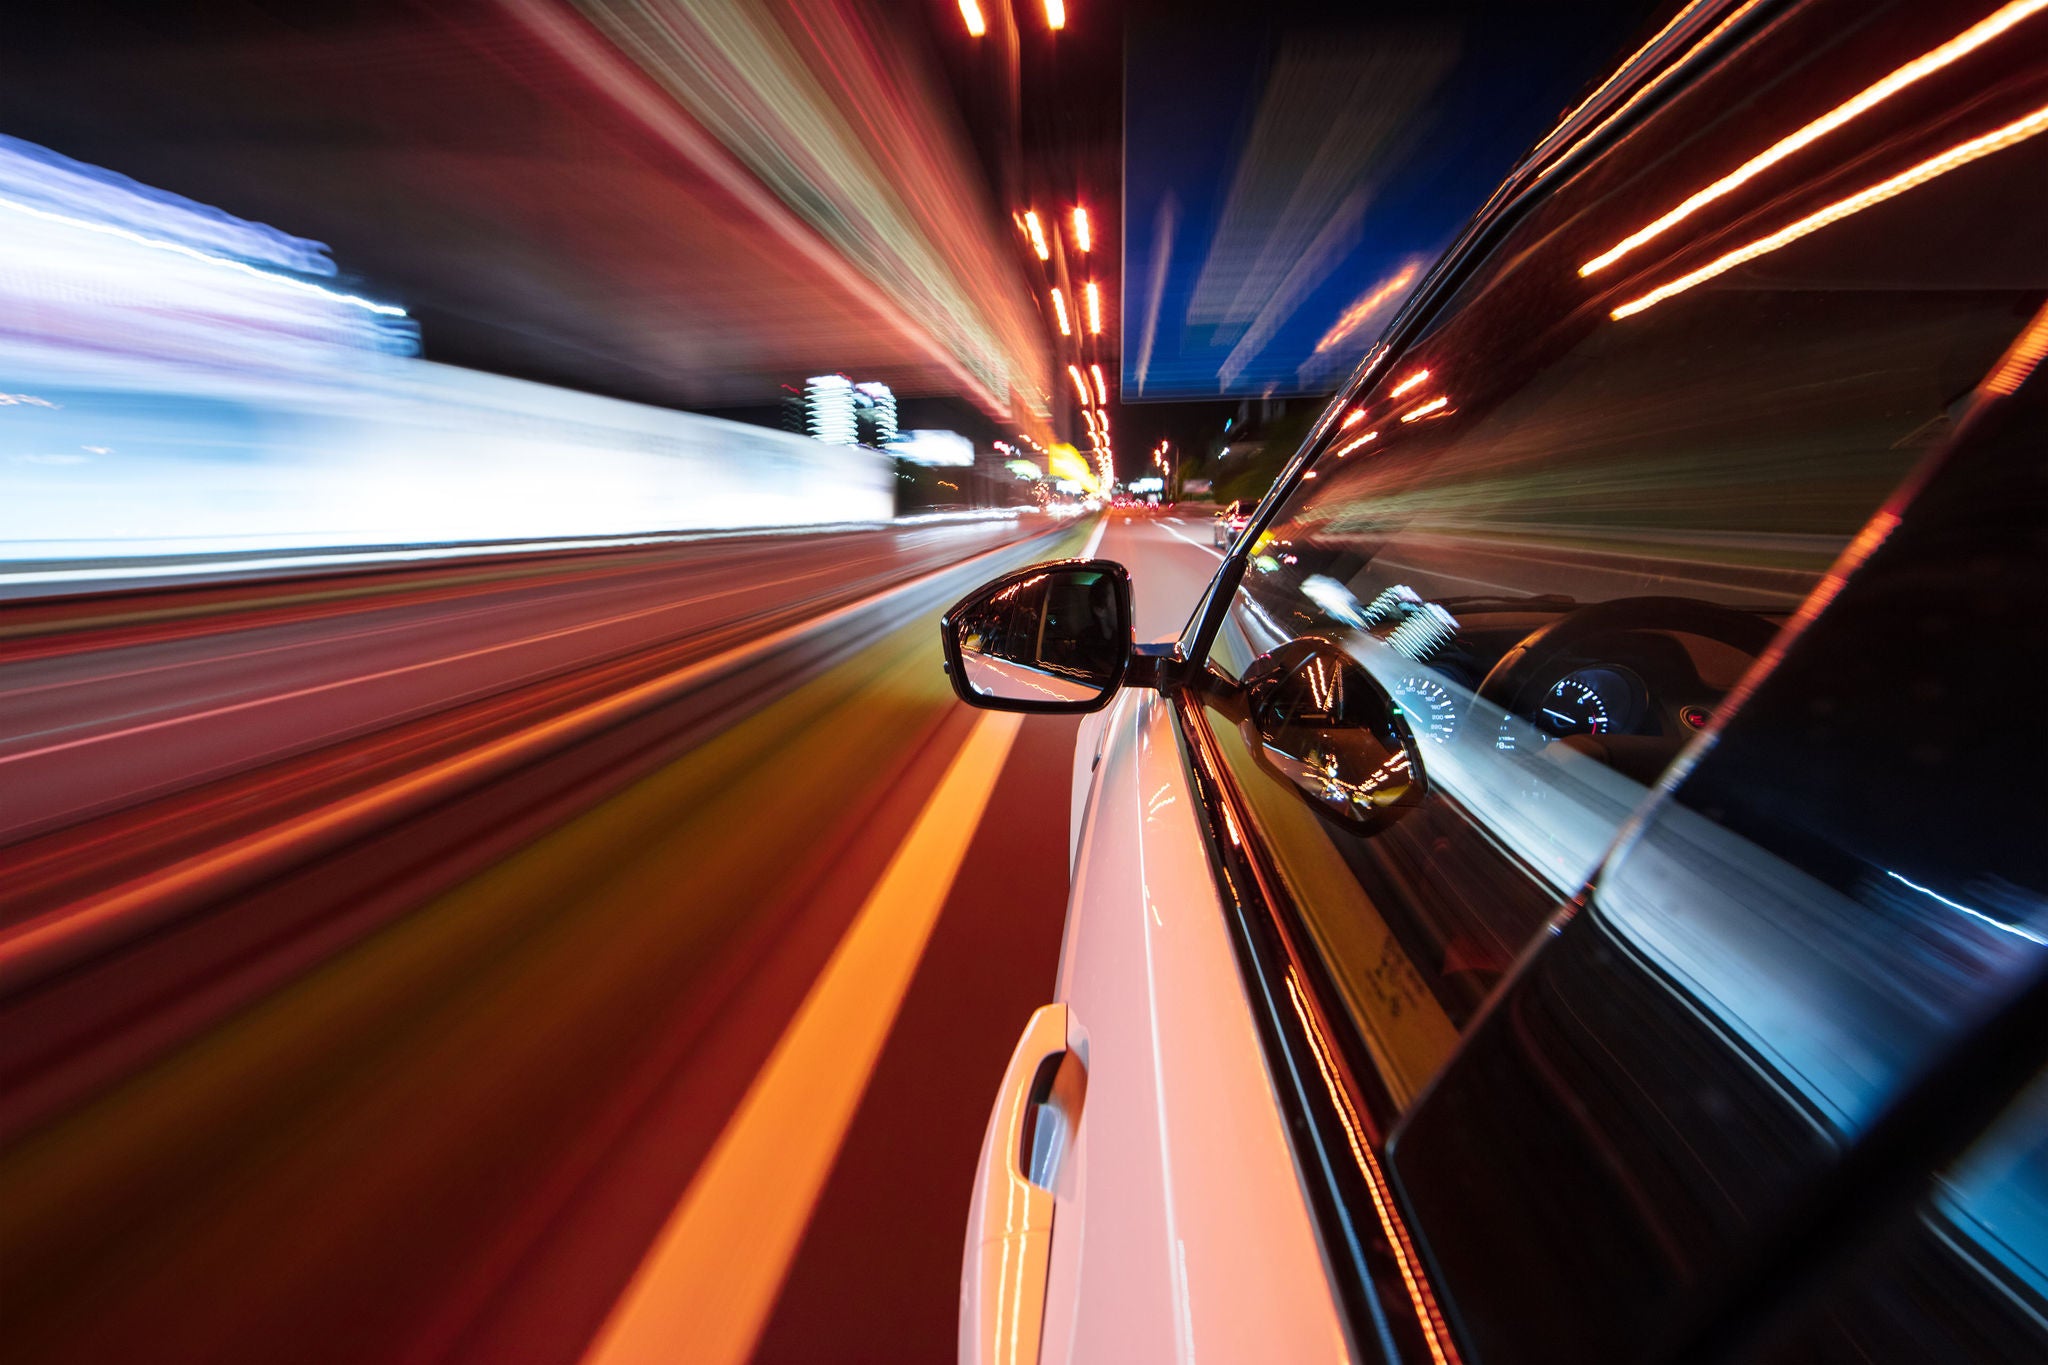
[1241,638,1423,831]
[940,559,1134,713]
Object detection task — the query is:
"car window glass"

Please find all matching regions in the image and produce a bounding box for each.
[1938,1066,2048,1307]
[1199,0,2048,1109]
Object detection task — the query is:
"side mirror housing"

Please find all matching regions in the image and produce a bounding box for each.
[1240,637,1423,830]
[940,560,1134,713]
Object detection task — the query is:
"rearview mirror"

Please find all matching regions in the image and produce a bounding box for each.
[940,560,1133,713]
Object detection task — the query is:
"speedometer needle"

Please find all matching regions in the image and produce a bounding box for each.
[1541,708,1578,725]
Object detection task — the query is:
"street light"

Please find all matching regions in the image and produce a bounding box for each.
[1068,364,1091,405]
[1023,211,1049,261]
[1072,206,1091,253]
[1050,287,1071,336]
[958,0,987,37]
[1084,281,1102,334]
[1045,0,1067,31]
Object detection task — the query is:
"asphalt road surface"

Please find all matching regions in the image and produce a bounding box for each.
[0,509,1226,1365]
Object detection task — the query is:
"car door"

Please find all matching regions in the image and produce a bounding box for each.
[972,1,2047,1360]
[1121,1,2044,1358]
[1386,326,2048,1364]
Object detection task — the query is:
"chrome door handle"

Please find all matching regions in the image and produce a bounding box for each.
[961,1003,1083,1365]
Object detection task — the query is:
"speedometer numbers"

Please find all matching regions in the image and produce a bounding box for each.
[1390,675,1459,743]
[1496,667,1641,752]
[1536,676,1612,738]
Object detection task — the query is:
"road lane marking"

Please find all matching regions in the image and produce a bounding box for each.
[0,532,1061,995]
[1158,521,1227,560]
[1081,513,1108,559]
[579,706,1026,1365]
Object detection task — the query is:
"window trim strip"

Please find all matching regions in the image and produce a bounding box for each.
[1172,680,1464,1365]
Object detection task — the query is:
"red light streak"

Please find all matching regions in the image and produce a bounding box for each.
[1584,0,2048,276]
[1613,101,2048,320]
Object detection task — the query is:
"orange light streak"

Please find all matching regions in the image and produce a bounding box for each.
[1985,305,2048,395]
[1399,396,1448,422]
[1049,288,1071,336]
[1072,206,1091,253]
[1068,364,1091,404]
[1613,102,2048,320]
[1044,0,1066,30]
[1084,281,1102,334]
[1584,0,2048,277]
[1313,265,1419,353]
[1534,2,1767,192]
[1024,211,1049,261]
[1536,0,1708,160]
[1340,407,1366,427]
[1331,429,1378,457]
[958,0,988,37]
[1286,973,1459,1365]
[1089,363,1107,405]
[1389,368,1430,398]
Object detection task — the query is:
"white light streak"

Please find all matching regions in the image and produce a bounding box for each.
[0,191,406,317]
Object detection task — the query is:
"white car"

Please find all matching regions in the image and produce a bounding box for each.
[943,2,2048,1361]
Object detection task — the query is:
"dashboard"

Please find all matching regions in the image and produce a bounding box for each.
[1362,591,1778,783]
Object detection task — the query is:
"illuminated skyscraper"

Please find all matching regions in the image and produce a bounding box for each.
[803,374,857,444]
[854,381,898,447]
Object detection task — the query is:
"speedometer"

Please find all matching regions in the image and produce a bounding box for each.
[1391,675,1458,743]
[1537,675,1612,738]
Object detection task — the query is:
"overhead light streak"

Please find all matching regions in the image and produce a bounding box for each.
[1389,369,1430,398]
[1090,363,1108,405]
[1068,364,1092,404]
[958,0,987,37]
[1583,0,2048,277]
[1072,207,1091,253]
[1399,396,1448,422]
[1340,408,1367,428]
[1024,211,1049,261]
[1332,429,1379,457]
[1050,287,1071,335]
[1044,0,1066,31]
[1612,102,2048,321]
[1084,281,1102,334]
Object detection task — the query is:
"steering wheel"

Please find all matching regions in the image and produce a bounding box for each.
[1476,595,1778,712]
